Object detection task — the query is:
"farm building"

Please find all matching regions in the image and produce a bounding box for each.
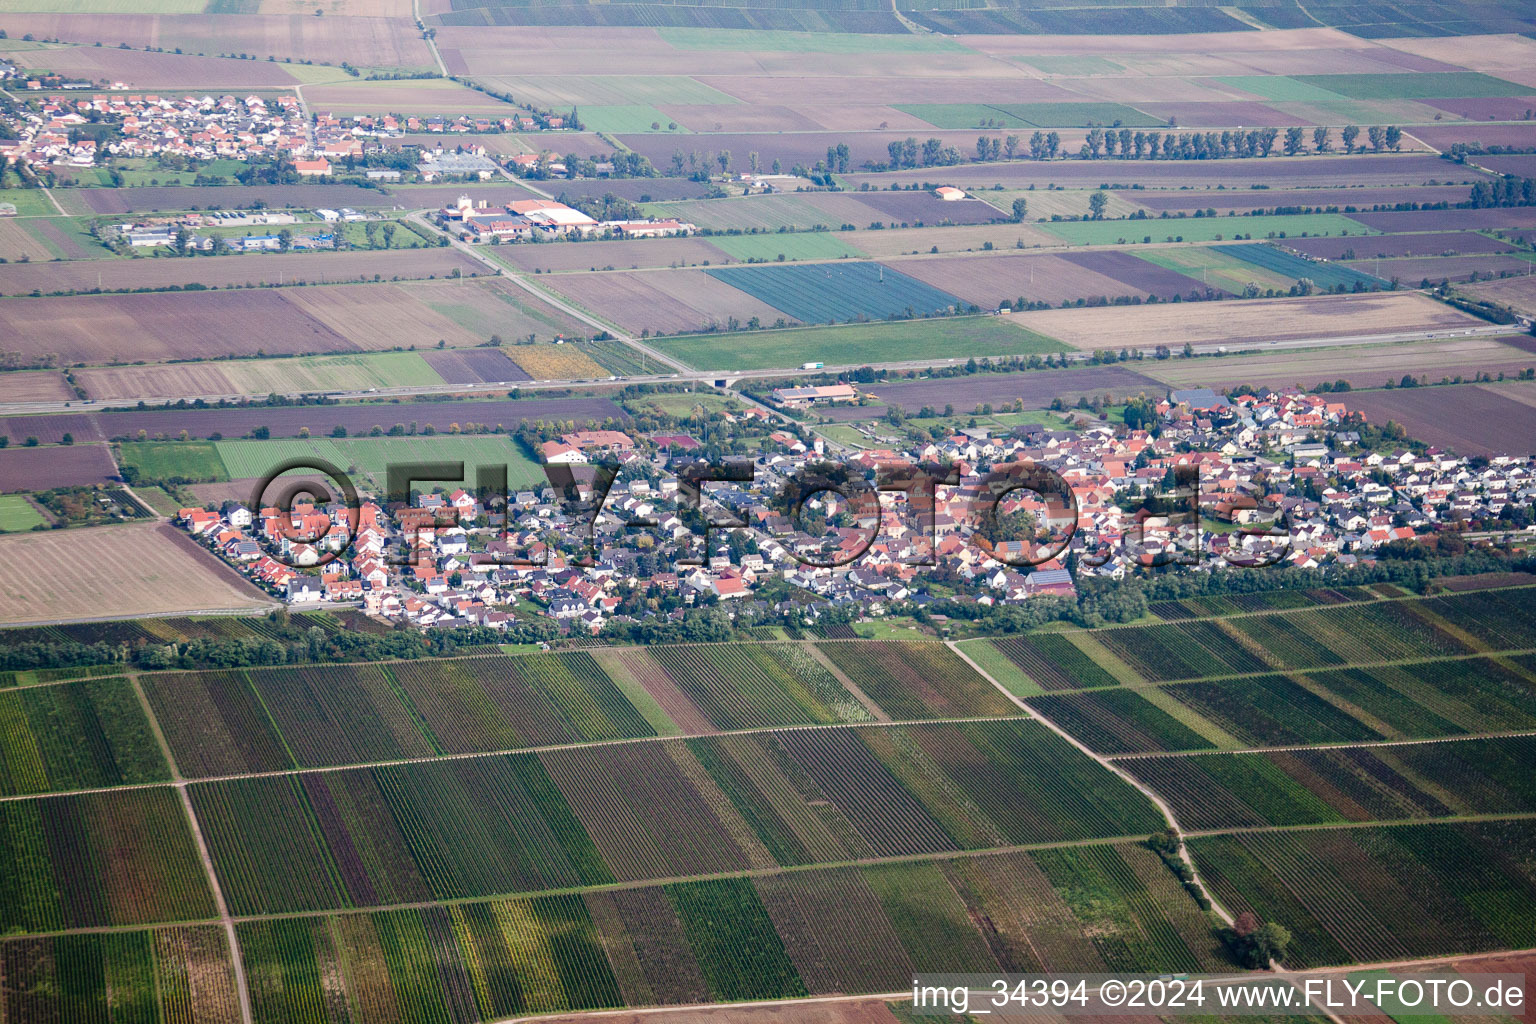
[772,383,858,408]
[934,186,966,201]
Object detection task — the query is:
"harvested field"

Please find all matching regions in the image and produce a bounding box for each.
[540,270,793,335]
[863,365,1163,414]
[1352,209,1536,233]
[421,347,530,384]
[646,193,896,234]
[1471,154,1536,178]
[76,352,448,402]
[63,183,390,216]
[0,248,485,296]
[1465,272,1536,317]
[0,397,625,446]
[842,155,1475,191]
[0,13,438,69]
[1421,98,1536,122]
[1145,337,1536,392]
[8,44,302,87]
[1284,230,1520,260]
[1346,255,1536,283]
[893,252,1169,308]
[281,283,485,351]
[0,522,272,625]
[850,222,1060,256]
[1409,124,1536,152]
[399,277,589,341]
[1342,383,1536,456]
[853,193,1005,226]
[498,236,732,273]
[0,370,73,402]
[1059,250,1225,298]
[505,344,609,380]
[304,79,520,116]
[1132,101,1305,127]
[1128,184,1473,214]
[0,290,359,366]
[1011,292,1481,351]
[0,443,118,492]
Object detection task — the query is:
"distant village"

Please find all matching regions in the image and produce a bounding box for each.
[176,386,1536,635]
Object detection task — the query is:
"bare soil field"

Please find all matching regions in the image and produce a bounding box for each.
[1351,209,1536,232]
[66,183,386,215]
[9,45,301,88]
[1341,382,1536,456]
[550,178,711,202]
[892,252,1160,308]
[540,269,794,335]
[497,236,733,274]
[1144,337,1536,392]
[843,155,1476,191]
[0,13,436,69]
[850,222,1060,257]
[863,364,1163,414]
[855,192,1005,226]
[1011,291,1482,350]
[527,1001,904,1024]
[0,398,625,447]
[1475,154,1536,178]
[1346,255,1536,283]
[1284,230,1519,260]
[1132,101,1305,127]
[279,283,487,350]
[1061,250,1220,298]
[0,522,273,625]
[1422,98,1536,121]
[1410,124,1536,152]
[421,348,530,384]
[0,249,484,296]
[396,277,588,341]
[1464,274,1536,317]
[660,104,825,134]
[1130,184,1473,214]
[0,220,40,262]
[305,80,520,117]
[0,371,74,403]
[0,290,356,365]
[0,443,118,492]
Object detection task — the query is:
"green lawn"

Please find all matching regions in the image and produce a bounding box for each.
[0,495,47,531]
[1040,213,1375,246]
[657,28,967,52]
[653,316,1066,371]
[117,441,229,483]
[709,232,863,262]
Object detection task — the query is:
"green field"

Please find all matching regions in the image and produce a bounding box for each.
[213,434,543,489]
[1016,55,1123,75]
[897,102,1158,129]
[657,27,967,52]
[653,316,1065,370]
[0,188,59,217]
[118,441,229,483]
[578,105,692,133]
[1216,75,1357,102]
[217,352,446,394]
[0,494,46,531]
[1040,213,1375,246]
[709,232,863,262]
[1136,245,1300,293]
[1293,71,1532,99]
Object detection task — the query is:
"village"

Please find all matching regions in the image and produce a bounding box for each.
[175,385,1536,636]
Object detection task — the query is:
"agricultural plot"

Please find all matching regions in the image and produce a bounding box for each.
[651,316,1062,371]
[708,232,862,262]
[898,101,1159,129]
[538,268,792,335]
[1191,820,1536,967]
[1212,243,1387,291]
[1027,690,1218,755]
[0,676,168,796]
[0,522,272,625]
[1129,735,1536,832]
[0,493,46,532]
[214,435,544,490]
[77,351,448,403]
[1040,213,1374,247]
[705,262,963,323]
[894,251,1168,309]
[0,786,214,932]
[1292,72,1531,98]
[0,926,241,1024]
[986,632,1121,691]
[1136,245,1300,294]
[814,640,1019,719]
[645,643,869,730]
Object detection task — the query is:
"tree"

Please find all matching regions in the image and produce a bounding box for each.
[1004,134,1019,160]
[381,222,396,247]
[1012,197,1028,222]
[1312,125,1331,153]
[1085,124,1105,158]
[1283,126,1304,156]
[173,225,190,255]
[1385,125,1402,151]
[1368,125,1386,151]
[1087,189,1108,220]
[1028,130,1046,160]
[717,149,731,175]
[364,220,379,249]
[1045,131,1060,159]
[277,228,292,253]
[1342,124,1360,153]
[749,150,760,174]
